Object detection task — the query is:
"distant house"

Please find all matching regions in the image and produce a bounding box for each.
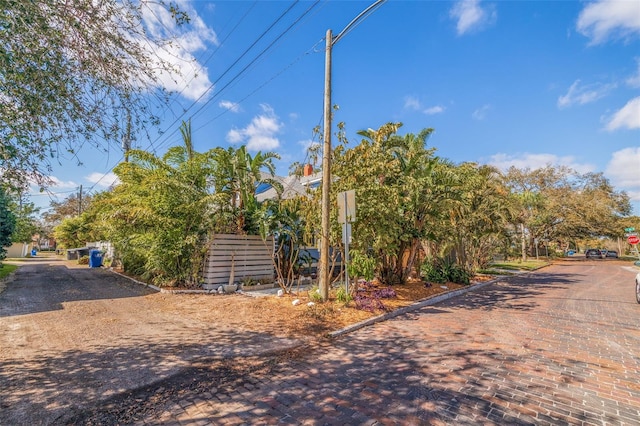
[255,165,345,279]
[256,164,321,202]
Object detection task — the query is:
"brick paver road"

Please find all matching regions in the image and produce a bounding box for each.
[142,260,640,425]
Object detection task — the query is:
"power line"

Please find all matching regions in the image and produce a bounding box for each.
[158,1,259,119]
[84,0,324,191]
[193,35,325,133]
[146,0,302,154]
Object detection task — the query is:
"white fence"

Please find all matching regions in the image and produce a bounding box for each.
[202,234,275,286]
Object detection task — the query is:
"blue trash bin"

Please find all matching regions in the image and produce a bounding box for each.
[31,249,37,256]
[89,249,103,268]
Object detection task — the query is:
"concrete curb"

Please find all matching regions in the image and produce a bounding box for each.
[107,268,162,293]
[328,278,500,338]
[329,263,552,338]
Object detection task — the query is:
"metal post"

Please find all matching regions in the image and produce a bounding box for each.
[318,29,332,302]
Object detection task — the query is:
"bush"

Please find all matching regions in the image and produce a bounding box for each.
[78,255,89,265]
[420,257,471,285]
[307,285,323,303]
[335,285,352,303]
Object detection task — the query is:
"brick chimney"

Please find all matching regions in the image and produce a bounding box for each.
[303,163,313,176]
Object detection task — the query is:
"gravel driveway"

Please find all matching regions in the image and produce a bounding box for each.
[0,256,301,425]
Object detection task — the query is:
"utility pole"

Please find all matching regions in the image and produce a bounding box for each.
[318,0,386,301]
[78,184,82,216]
[123,110,132,162]
[318,28,332,302]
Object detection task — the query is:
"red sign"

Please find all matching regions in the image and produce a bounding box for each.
[628,235,640,245]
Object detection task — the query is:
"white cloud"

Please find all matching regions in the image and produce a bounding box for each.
[404,96,445,115]
[85,172,120,188]
[576,0,640,45]
[138,1,218,101]
[226,104,282,151]
[219,100,241,113]
[404,96,422,111]
[605,147,640,202]
[557,80,615,109]
[450,0,497,36]
[472,104,491,120]
[626,58,640,88]
[424,105,445,115]
[605,147,640,187]
[605,96,640,130]
[487,153,595,174]
[48,176,78,189]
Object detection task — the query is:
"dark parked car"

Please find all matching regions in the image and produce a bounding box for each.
[605,250,618,258]
[585,249,604,259]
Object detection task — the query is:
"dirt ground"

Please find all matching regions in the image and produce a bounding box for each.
[117,271,475,340]
[2,254,487,341]
[0,254,486,424]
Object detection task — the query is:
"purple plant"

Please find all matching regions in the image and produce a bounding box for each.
[354,285,397,312]
[372,287,397,299]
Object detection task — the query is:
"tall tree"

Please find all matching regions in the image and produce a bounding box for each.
[0,188,16,261]
[0,0,190,188]
[43,193,94,229]
[330,123,454,284]
[444,163,513,271]
[505,166,632,255]
[210,146,281,234]
[93,133,215,285]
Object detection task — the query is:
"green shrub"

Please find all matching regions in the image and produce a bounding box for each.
[420,257,471,285]
[308,285,323,302]
[347,250,376,282]
[335,285,352,303]
[78,255,89,265]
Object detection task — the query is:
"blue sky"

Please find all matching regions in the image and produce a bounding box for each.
[33,0,640,215]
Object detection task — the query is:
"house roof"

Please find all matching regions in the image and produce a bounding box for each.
[256,171,322,202]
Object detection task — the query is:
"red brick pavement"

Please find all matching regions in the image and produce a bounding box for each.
[136,261,640,425]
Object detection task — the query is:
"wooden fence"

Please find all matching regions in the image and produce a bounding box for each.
[202,234,275,286]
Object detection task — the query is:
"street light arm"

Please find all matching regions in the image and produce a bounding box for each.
[333,0,386,46]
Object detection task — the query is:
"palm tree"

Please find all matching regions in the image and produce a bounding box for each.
[211,146,282,234]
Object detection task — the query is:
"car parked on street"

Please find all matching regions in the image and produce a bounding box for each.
[585,249,604,259]
[605,250,618,258]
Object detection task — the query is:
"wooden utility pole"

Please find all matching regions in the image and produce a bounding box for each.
[123,111,132,162]
[78,185,82,216]
[317,0,385,302]
[319,29,332,302]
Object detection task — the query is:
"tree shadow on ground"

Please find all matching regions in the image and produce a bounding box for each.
[0,328,303,426]
[0,265,156,317]
[435,271,580,312]
[59,266,640,425]
[66,329,639,425]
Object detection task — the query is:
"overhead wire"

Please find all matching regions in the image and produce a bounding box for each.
[193,35,324,133]
[85,0,327,193]
[84,1,287,192]
[146,0,302,154]
[157,1,259,120]
[189,0,323,132]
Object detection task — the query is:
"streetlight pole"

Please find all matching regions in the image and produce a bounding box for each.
[318,0,386,301]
